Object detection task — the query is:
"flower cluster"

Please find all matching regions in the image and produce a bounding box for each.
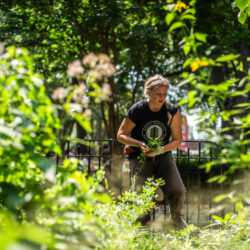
[67,59,84,78]
[52,53,114,123]
[82,53,116,81]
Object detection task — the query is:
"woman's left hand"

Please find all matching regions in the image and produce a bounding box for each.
[147,146,165,157]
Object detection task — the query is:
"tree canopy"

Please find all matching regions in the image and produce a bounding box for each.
[0,1,249,248]
[0,0,249,141]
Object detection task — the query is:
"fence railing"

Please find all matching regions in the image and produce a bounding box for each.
[48,138,236,225]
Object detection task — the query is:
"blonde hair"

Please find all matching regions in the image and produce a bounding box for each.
[144,74,169,97]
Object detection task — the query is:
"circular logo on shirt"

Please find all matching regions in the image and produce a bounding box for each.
[142,121,166,141]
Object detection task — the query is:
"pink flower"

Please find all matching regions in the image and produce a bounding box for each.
[67,60,84,77]
[52,87,67,100]
[101,83,112,100]
[82,53,98,68]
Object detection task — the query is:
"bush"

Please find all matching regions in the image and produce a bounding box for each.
[0,44,249,249]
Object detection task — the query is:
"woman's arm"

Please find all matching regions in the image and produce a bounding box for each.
[163,110,182,152]
[117,117,148,151]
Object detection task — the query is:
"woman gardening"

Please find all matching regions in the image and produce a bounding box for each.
[117,74,187,228]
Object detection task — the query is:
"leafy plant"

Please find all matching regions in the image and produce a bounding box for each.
[170,0,250,213]
[138,137,163,163]
[0,0,249,248]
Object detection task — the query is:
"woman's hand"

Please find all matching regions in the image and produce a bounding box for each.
[147,146,165,157]
[140,142,149,153]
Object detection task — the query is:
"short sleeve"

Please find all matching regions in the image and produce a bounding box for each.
[124,100,145,124]
[125,104,139,124]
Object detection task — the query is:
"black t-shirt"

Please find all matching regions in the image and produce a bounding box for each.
[125,99,178,158]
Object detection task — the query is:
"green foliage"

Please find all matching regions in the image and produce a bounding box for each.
[0,210,55,249]
[234,0,250,24]
[0,44,163,249]
[138,137,163,163]
[0,0,249,248]
[0,46,61,215]
[172,0,250,211]
[147,137,164,150]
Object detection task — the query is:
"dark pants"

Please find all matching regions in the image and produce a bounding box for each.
[129,152,186,217]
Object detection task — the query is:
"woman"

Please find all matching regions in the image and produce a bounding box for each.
[117,74,187,228]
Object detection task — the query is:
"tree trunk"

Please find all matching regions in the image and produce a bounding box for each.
[77,122,88,154]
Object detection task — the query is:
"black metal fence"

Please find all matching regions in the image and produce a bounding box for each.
[49,138,236,225]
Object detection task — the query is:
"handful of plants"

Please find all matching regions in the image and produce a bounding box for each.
[138,137,163,163]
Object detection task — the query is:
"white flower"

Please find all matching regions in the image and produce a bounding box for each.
[80,96,89,108]
[88,69,102,80]
[98,53,111,63]
[10,59,19,67]
[73,83,86,101]
[96,63,116,77]
[67,60,84,77]
[32,77,43,86]
[84,109,92,118]
[101,83,112,100]
[52,87,67,100]
[82,53,98,68]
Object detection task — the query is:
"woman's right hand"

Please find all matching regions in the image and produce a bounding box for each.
[140,142,149,154]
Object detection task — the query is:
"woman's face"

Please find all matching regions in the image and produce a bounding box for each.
[148,86,168,106]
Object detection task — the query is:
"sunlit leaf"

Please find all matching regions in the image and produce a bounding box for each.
[183,44,191,55]
[235,0,249,11]
[182,57,195,68]
[216,54,240,62]
[180,14,196,21]
[73,112,92,132]
[224,213,231,221]
[213,194,229,203]
[169,22,186,32]
[238,11,247,24]
[235,201,244,212]
[165,12,176,26]
[235,102,250,107]
[212,215,224,223]
[194,33,207,43]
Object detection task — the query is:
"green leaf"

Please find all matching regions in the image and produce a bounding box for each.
[224,213,231,221]
[182,57,195,68]
[187,91,197,108]
[169,22,186,32]
[235,0,249,11]
[183,44,191,55]
[238,76,249,87]
[216,54,240,62]
[238,11,248,24]
[180,14,196,21]
[218,175,227,183]
[194,33,207,43]
[213,194,229,203]
[178,98,189,106]
[36,157,56,172]
[235,201,244,212]
[235,102,250,107]
[73,113,92,132]
[212,215,224,223]
[165,12,176,26]
[208,175,220,183]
